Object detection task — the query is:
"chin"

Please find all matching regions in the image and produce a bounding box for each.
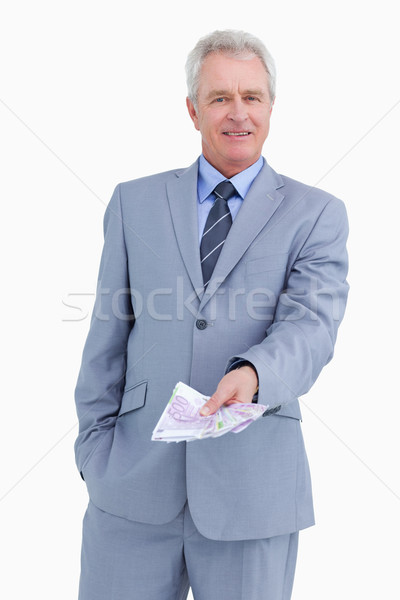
[225,152,256,168]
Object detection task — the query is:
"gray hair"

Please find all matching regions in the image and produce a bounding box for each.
[185,29,276,109]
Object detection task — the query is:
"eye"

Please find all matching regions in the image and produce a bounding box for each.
[215,97,225,103]
[247,96,257,102]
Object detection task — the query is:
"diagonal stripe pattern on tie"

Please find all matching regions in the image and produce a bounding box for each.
[200,180,236,287]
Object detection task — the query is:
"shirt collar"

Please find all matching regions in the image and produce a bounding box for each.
[197,154,264,203]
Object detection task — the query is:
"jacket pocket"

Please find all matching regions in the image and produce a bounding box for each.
[118,380,147,417]
[274,402,302,420]
[246,253,289,275]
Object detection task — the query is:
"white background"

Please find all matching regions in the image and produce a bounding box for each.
[1,1,399,598]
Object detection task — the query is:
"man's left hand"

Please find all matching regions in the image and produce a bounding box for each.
[199,366,258,416]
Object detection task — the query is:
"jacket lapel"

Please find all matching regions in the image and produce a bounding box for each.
[166,160,204,299]
[199,161,285,311]
[166,159,286,310]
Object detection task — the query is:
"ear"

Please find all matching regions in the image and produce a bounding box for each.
[186,97,200,131]
[269,97,275,115]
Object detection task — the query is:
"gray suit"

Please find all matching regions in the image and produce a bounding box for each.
[75,158,349,545]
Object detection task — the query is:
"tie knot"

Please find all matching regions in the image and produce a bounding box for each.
[213,180,237,202]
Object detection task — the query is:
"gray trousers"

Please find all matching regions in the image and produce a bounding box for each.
[79,500,299,600]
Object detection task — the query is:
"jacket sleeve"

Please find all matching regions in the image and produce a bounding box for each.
[227,196,350,410]
[74,184,134,474]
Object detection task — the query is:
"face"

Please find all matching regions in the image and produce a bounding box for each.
[187,52,273,178]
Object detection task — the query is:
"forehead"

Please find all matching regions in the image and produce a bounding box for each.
[198,52,269,94]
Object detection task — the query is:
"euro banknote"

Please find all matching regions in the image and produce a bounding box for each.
[151,381,268,442]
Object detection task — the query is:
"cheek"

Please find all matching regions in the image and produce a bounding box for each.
[255,114,271,137]
[198,114,219,137]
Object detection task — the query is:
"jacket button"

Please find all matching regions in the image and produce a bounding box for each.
[196,319,207,330]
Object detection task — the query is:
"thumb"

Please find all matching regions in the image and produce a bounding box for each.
[199,390,228,416]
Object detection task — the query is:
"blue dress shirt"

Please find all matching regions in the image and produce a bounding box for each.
[197,154,265,399]
[197,154,264,243]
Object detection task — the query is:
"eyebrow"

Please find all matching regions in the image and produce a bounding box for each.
[242,89,266,97]
[206,88,267,100]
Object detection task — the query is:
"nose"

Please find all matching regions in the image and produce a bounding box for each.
[227,98,248,122]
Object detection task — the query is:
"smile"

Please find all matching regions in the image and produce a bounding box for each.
[223,132,251,136]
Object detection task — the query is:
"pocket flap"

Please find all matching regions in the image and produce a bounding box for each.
[119,380,147,416]
[275,401,302,420]
[246,253,288,275]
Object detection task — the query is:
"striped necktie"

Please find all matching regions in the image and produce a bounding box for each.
[200,180,236,287]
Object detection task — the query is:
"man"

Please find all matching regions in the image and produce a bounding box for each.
[75,29,349,599]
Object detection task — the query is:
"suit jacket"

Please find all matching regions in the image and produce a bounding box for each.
[74,157,349,541]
